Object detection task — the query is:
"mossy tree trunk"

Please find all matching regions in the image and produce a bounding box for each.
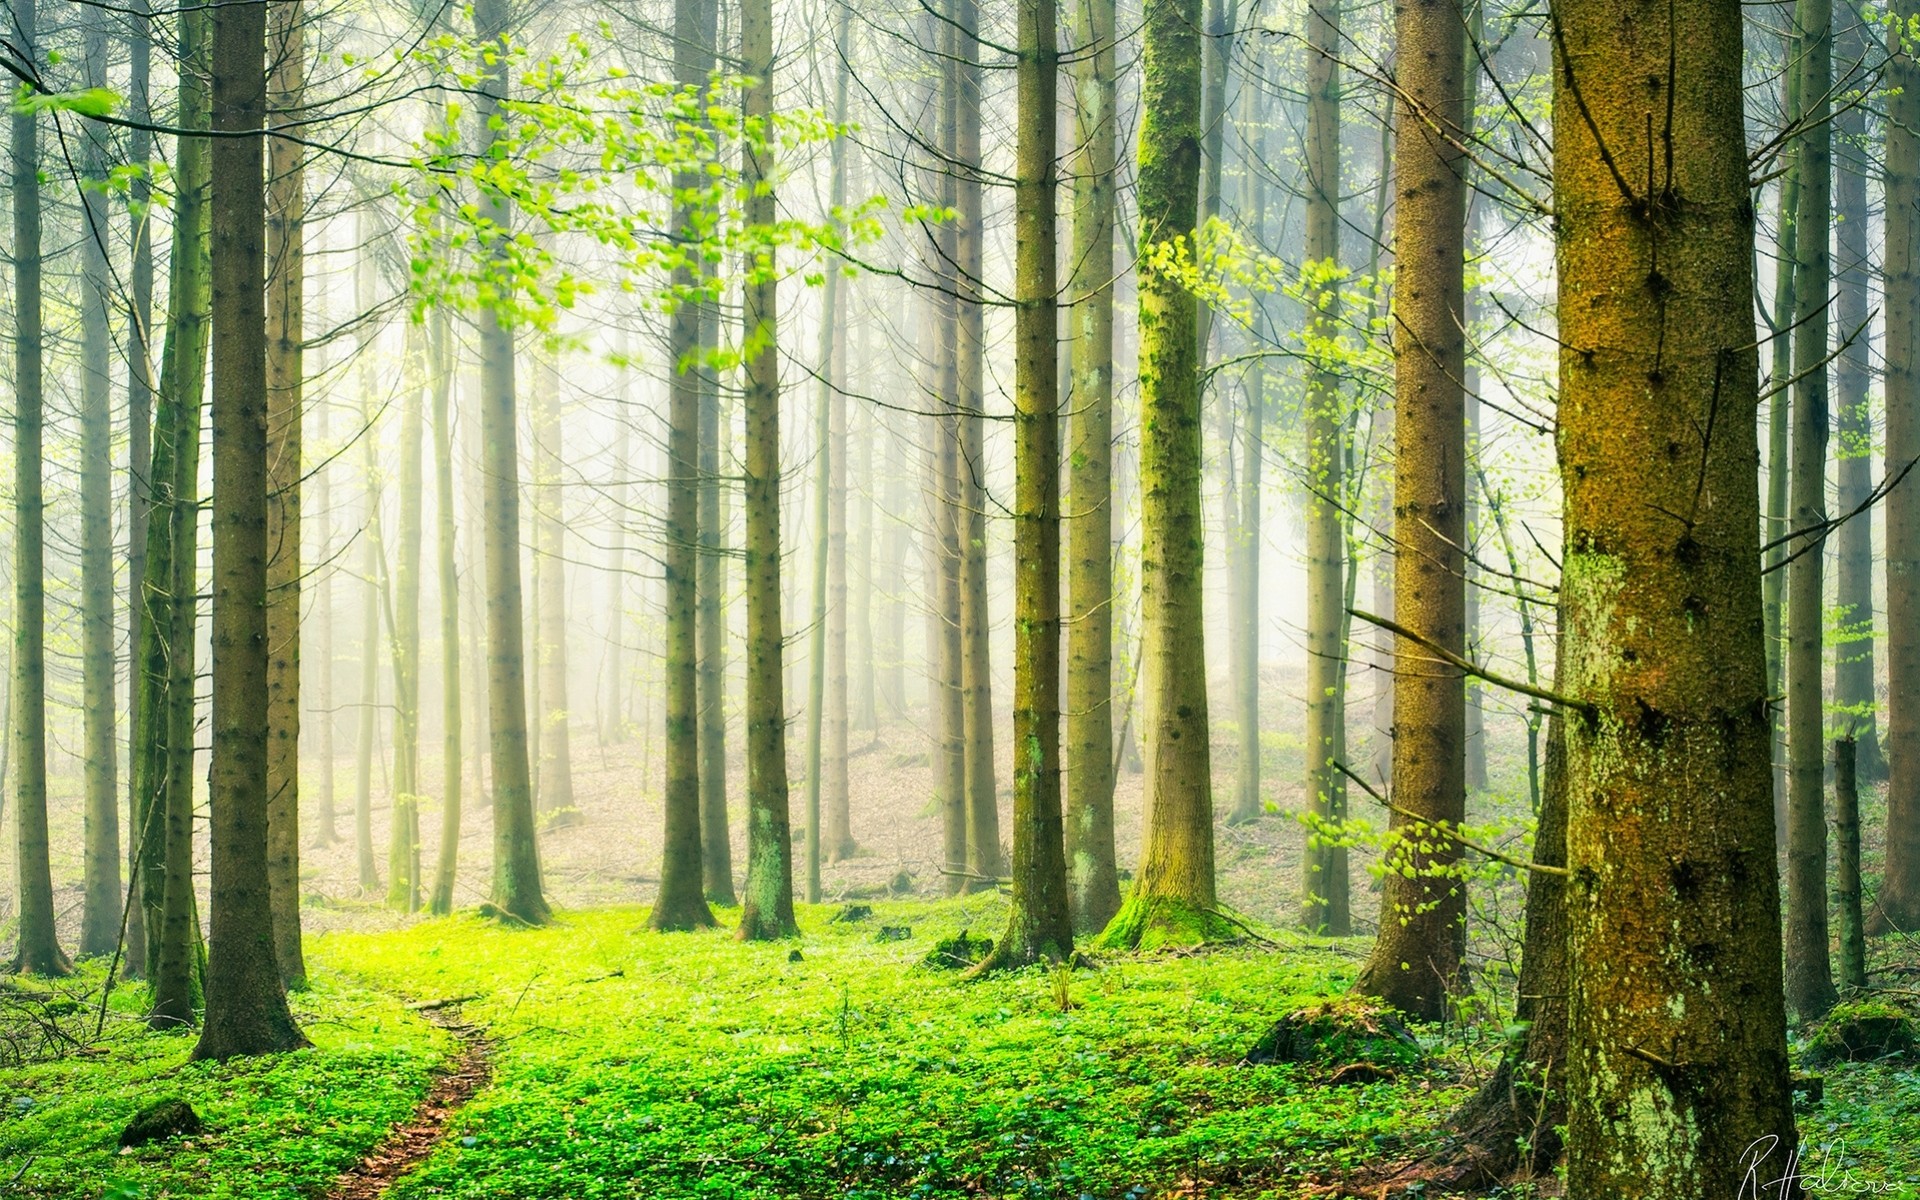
[1353,0,1468,1021]
[77,0,123,962]
[1299,0,1348,935]
[1552,0,1798,1190]
[977,0,1072,972]
[474,0,551,927]
[9,0,69,979]
[1880,0,1920,937]
[1065,0,1121,936]
[653,0,721,932]
[735,0,798,940]
[193,0,308,1058]
[1097,0,1230,952]
[1786,0,1838,1022]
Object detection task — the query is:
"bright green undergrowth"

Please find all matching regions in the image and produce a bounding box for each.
[0,965,450,1199]
[322,899,1459,1200]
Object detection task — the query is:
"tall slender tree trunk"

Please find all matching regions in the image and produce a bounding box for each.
[1765,16,1803,854]
[1879,0,1920,937]
[77,0,123,961]
[429,309,463,915]
[264,0,307,983]
[1353,0,1468,1022]
[123,0,156,977]
[1065,0,1121,935]
[532,357,577,818]
[1834,736,1867,992]
[354,233,384,894]
[851,394,877,734]
[1553,1,1797,1190]
[1460,0,1487,795]
[825,293,853,864]
[698,301,735,905]
[1299,0,1348,935]
[1833,5,1884,782]
[193,0,308,1058]
[1098,0,1227,951]
[313,399,339,852]
[388,328,426,913]
[654,0,721,931]
[1366,110,1396,791]
[474,0,550,927]
[9,0,68,978]
[144,0,212,1024]
[976,0,1071,971]
[1786,0,1839,1022]
[735,0,797,939]
[953,0,1000,885]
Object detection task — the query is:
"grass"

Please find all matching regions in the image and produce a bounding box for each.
[4,899,1918,1199]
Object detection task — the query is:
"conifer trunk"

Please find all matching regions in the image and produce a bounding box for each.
[1552,0,1797,1188]
[1354,0,1468,1020]
[123,0,157,977]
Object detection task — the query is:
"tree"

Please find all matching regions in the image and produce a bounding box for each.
[1552,0,1797,1188]
[531,351,577,819]
[265,0,308,983]
[429,308,463,915]
[974,0,1072,972]
[77,0,123,961]
[1880,0,1920,937]
[9,0,69,978]
[1064,0,1121,935]
[735,0,798,940]
[142,0,212,1025]
[353,231,385,895]
[474,0,551,926]
[193,0,309,1058]
[1785,0,1838,1021]
[388,325,427,913]
[1298,0,1348,935]
[1098,0,1230,951]
[1352,0,1468,1021]
[652,0,722,933]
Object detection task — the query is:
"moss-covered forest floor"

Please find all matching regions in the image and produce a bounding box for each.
[0,898,1915,1200]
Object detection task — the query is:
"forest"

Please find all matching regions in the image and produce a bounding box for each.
[0,0,1916,1194]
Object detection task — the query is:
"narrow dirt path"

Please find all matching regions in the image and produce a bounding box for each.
[327,999,493,1200]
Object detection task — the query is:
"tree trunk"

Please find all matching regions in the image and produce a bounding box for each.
[474,0,551,927]
[9,0,69,978]
[1786,0,1838,1022]
[1097,0,1227,951]
[1553,1,1798,1189]
[1460,0,1487,796]
[388,326,426,913]
[1065,0,1121,936]
[354,232,384,895]
[264,0,307,982]
[1353,0,1468,1022]
[78,0,123,962]
[653,0,721,931]
[1765,16,1802,856]
[313,397,339,852]
[952,0,1000,886]
[976,0,1071,972]
[429,308,463,915]
[735,0,797,940]
[123,0,156,978]
[1299,0,1348,935]
[193,0,309,1057]
[698,301,735,904]
[1834,736,1867,992]
[1833,6,1884,782]
[143,0,212,1023]
[1880,0,1920,937]
[532,355,577,818]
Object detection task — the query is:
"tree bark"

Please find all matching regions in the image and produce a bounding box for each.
[354,231,384,895]
[1354,0,1468,1022]
[1834,737,1867,992]
[698,301,735,904]
[388,326,426,913]
[1065,0,1121,936]
[735,0,797,940]
[1553,0,1798,1189]
[429,309,463,915]
[265,0,307,982]
[474,0,551,926]
[193,0,309,1057]
[1786,0,1838,1022]
[1097,0,1227,951]
[532,355,577,818]
[9,0,69,978]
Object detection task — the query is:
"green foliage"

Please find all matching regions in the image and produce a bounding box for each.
[13,86,119,118]
[321,902,1459,1199]
[0,965,449,1199]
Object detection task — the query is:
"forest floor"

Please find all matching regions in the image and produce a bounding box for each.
[0,899,1916,1200]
